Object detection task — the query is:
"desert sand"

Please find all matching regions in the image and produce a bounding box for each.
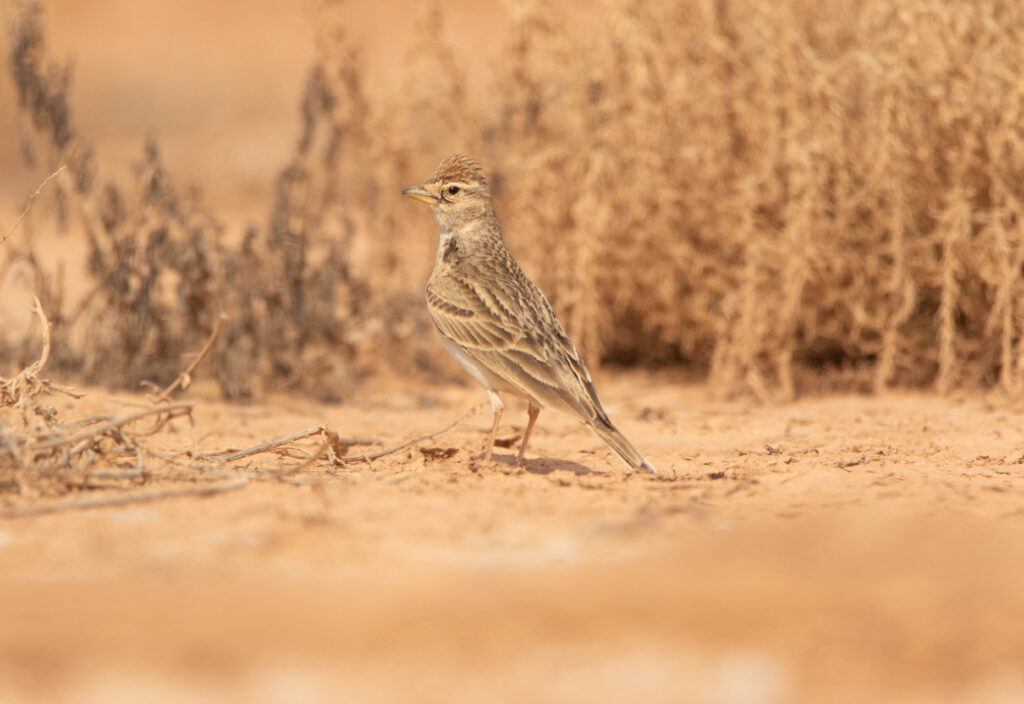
[3,375,1024,703]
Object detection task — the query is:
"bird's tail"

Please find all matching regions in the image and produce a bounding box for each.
[590,421,656,473]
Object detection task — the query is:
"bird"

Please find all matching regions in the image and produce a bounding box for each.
[402,154,655,473]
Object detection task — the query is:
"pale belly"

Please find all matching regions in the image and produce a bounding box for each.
[439,335,534,402]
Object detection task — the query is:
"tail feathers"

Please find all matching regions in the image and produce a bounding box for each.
[590,422,656,473]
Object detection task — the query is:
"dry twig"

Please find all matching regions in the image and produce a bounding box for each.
[0,298,82,412]
[28,403,193,452]
[194,406,474,470]
[196,425,380,463]
[1,165,67,246]
[333,407,476,465]
[148,314,228,404]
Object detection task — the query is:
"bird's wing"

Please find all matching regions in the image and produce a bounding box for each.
[426,271,611,427]
[426,273,520,350]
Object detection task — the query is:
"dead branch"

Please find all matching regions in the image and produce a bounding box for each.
[241,436,333,484]
[61,414,116,430]
[143,446,229,475]
[1,165,67,246]
[291,437,329,474]
[148,313,228,404]
[333,407,475,464]
[1,402,193,476]
[1,478,250,519]
[0,298,82,412]
[27,402,193,452]
[29,297,51,372]
[190,407,473,472]
[196,425,380,462]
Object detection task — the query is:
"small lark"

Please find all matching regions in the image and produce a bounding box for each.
[403,154,655,473]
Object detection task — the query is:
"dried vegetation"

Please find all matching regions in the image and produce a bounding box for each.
[4,0,1024,408]
[0,298,467,510]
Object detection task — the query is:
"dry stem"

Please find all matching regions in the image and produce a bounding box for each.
[197,425,380,463]
[0,298,82,412]
[148,314,228,404]
[1,165,67,246]
[333,406,476,465]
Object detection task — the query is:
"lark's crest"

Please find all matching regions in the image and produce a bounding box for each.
[429,154,487,189]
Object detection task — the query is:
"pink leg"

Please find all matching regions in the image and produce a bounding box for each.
[516,403,541,466]
[484,390,503,461]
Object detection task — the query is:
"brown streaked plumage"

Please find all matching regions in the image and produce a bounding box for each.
[402,154,655,473]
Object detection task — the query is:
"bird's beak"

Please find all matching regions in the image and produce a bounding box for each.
[401,185,438,204]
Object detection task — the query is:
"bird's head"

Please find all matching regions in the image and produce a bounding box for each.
[402,154,494,230]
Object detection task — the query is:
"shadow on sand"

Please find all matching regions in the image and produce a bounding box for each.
[487,453,599,476]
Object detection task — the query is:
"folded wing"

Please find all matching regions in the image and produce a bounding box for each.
[426,271,613,429]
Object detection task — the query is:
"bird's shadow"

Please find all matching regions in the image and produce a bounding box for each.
[488,453,598,476]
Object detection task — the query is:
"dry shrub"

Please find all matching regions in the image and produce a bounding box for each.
[4,2,377,402]
[398,0,1024,399]
[4,0,1024,402]
[0,298,186,501]
[5,3,221,389]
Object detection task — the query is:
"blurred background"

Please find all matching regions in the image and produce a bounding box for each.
[4,0,1022,402]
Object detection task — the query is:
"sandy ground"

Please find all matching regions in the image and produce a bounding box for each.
[3,374,1024,703]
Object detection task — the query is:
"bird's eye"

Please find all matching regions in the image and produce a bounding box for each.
[447,185,460,195]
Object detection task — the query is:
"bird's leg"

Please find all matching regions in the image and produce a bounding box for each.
[484,389,504,461]
[517,403,541,466]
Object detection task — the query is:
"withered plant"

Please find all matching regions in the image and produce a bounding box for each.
[4,0,1024,403]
